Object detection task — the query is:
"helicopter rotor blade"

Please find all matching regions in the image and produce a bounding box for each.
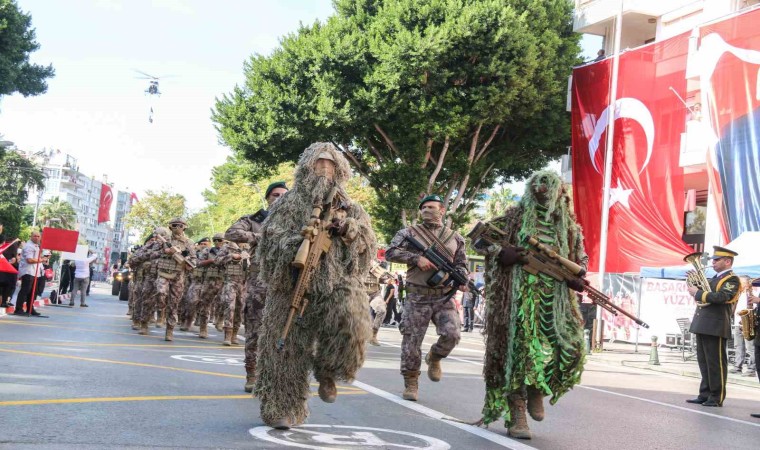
[133,69,158,79]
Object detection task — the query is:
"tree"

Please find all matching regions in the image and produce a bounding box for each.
[0,149,44,238]
[213,0,580,239]
[124,190,187,242]
[0,0,55,97]
[484,185,519,220]
[38,196,77,229]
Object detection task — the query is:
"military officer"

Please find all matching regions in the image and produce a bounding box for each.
[385,194,468,402]
[686,246,741,407]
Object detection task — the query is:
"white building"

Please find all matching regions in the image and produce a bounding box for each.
[26,149,112,275]
[112,190,133,266]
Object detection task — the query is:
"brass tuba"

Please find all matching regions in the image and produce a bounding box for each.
[738,277,758,340]
[684,252,713,308]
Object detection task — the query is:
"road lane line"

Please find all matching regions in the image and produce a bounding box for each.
[577,385,760,428]
[0,341,241,349]
[0,320,220,345]
[352,380,537,450]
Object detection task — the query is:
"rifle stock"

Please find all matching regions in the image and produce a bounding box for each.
[155,234,196,270]
[404,235,481,296]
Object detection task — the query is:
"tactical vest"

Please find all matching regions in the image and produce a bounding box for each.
[365,274,381,296]
[405,224,458,289]
[224,261,245,280]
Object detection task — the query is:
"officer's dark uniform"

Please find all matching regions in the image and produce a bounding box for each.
[688,246,740,407]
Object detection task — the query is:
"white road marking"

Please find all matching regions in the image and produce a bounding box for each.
[352,380,537,450]
[250,424,450,449]
[577,385,760,428]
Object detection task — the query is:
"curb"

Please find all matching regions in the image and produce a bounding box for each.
[587,355,760,390]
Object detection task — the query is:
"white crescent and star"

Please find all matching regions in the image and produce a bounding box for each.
[587,97,655,174]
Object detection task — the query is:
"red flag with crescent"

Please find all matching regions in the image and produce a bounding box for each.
[98,184,113,224]
[571,32,693,273]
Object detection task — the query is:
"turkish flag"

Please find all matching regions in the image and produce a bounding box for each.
[699,8,760,240]
[98,184,113,223]
[0,256,17,274]
[130,192,139,204]
[572,33,693,273]
[41,228,79,252]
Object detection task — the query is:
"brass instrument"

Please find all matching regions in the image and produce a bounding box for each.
[738,277,759,341]
[684,252,711,308]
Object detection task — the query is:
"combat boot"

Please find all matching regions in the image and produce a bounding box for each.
[270,417,291,430]
[369,329,380,346]
[318,377,337,403]
[527,387,545,421]
[198,323,208,339]
[181,317,193,332]
[127,306,133,317]
[425,352,443,382]
[138,322,149,335]
[507,397,532,440]
[215,317,223,332]
[156,311,165,328]
[165,326,174,342]
[131,320,139,331]
[231,327,240,345]
[402,371,420,401]
[223,327,233,346]
[244,364,256,393]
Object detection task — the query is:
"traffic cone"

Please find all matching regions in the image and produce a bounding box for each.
[649,335,660,365]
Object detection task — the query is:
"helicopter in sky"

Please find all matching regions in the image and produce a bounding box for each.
[135,69,163,96]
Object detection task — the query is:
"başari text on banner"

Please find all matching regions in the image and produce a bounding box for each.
[98,184,113,224]
[571,32,693,273]
[696,7,760,241]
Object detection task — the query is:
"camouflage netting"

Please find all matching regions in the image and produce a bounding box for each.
[254,142,377,426]
[481,171,586,425]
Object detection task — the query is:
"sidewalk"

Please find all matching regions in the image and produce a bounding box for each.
[588,340,760,389]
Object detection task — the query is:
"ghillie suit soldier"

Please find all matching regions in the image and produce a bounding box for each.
[140,218,197,341]
[385,195,468,402]
[215,241,249,346]
[225,181,288,393]
[366,261,392,346]
[180,238,210,332]
[474,171,587,440]
[255,143,377,429]
[193,235,225,339]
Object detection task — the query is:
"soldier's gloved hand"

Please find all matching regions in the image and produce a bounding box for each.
[328,218,348,237]
[566,278,586,292]
[497,246,524,266]
[164,247,175,255]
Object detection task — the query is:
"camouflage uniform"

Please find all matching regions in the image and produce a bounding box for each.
[195,245,224,338]
[215,242,247,345]
[128,241,157,330]
[140,229,196,340]
[180,247,207,331]
[385,223,467,397]
[224,211,268,390]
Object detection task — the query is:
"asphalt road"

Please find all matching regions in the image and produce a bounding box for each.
[1,285,759,449]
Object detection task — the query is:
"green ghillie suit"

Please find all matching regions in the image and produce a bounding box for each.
[254,142,377,428]
[477,171,587,438]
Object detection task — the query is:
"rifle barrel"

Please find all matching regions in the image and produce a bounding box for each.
[586,285,649,328]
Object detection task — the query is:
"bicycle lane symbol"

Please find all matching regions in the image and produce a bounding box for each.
[249,424,450,449]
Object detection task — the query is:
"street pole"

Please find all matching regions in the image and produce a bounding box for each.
[594,0,624,352]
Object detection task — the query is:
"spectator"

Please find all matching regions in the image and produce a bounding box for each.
[70,251,97,307]
[86,259,94,295]
[382,278,398,326]
[34,250,52,302]
[730,276,756,377]
[462,289,475,332]
[15,230,47,316]
[58,260,73,299]
[0,223,21,308]
[594,49,605,61]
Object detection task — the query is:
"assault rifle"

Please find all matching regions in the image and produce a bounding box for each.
[154,234,196,270]
[404,235,482,296]
[468,221,649,328]
[277,186,342,351]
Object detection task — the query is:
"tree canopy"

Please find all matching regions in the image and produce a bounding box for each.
[0,149,44,238]
[124,190,188,242]
[213,0,580,239]
[0,0,55,97]
[38,196,77,229]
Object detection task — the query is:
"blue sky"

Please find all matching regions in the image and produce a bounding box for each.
[1,0,600,209]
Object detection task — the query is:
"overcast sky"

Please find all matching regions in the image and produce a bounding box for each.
[1,0,600,209]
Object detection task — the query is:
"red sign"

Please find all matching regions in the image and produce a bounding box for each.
[41,227,79,252]
[98,184,113,224]
[571,33,693,273]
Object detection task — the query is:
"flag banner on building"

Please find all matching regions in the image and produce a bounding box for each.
[697,7,760,241]
[130,192,139,204]
[41,228,79,252]
[98,184,113,224]
[571,33,693,273]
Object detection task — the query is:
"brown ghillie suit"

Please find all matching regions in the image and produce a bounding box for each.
[254,143,377,427]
